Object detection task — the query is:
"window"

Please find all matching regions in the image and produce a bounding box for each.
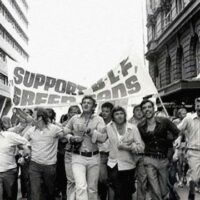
[0,49,6,61]
[154,64,159,78]
[176,47,184,80]
[152,25,156,39]
[195,38,200,75]
[0,26,4,38]
[166,56,172,84]
[0,73,8,85]
[176,0,184,14]
[190,34,200,77]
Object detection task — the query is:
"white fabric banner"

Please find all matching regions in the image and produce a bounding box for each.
[8,56,157,109]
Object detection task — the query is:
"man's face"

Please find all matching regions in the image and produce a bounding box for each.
[24,109,32,116]
[101,107,112,121]
[2,118,11,129]
[113,110,125,125]
[134,107,143,120]
[195,101,200,117]
[178,109,187,120]
[81,98,94,113]
[33,110,37,120]
[142,102,155,119]
[68,107,80,119]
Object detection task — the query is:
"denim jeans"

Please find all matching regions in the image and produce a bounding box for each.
[135,157,147,200]
[65,151,75,200]
[20,163,30,199]
[29,161,56,200]
[0,168,18,200]
[71,153,100,200]
[143,156,169,200]
[107,165,135,200]
[98,153,109,200]
[55,152,66,197]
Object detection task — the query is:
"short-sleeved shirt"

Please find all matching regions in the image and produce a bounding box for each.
[64,114,105,152]
[178,113,200,149]
[0,131,29,172]
[24,123,62,165]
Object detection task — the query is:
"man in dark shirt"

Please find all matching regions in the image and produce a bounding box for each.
[137,99,180,200]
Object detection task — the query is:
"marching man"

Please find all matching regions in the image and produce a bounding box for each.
[175,97,200,200]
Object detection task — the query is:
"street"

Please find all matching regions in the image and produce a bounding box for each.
[17,184,200,200]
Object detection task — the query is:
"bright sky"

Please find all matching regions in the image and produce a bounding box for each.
[29,0,146,88]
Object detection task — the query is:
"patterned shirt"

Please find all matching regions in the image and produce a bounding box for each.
[64,114,106,152]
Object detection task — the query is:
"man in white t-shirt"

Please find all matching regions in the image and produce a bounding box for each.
[0,118,30,200]
[24,108,63,200]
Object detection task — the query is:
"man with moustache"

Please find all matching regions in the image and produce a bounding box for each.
[64,96,107,200]
[137,99,180,200]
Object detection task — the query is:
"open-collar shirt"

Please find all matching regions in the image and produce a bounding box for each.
[138,117,180,156]
[64,114,106,152]
[107,122,144,170]
[178,113,200,149]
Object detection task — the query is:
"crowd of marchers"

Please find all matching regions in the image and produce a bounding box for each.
[0,95,200,200]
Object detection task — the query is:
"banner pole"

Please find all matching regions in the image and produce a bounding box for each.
[156,93,169,117]
[0,97,7,118]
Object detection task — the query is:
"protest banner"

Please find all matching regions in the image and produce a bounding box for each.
[8,59,86,108]
[8,56,157,112]
[85,56,157,101]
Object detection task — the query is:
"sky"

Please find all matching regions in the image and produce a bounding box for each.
[29,0,147,88]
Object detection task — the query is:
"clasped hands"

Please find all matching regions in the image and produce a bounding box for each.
[118,139,133,150]
[69,127,92,143]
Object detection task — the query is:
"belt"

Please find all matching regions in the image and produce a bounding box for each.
[187,148,200,152]
[65,149,72,153]
[145,153,167,160]
[73,150,99,157]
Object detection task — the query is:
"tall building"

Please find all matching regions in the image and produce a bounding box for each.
[0,0,29,114]
[146,0,200,114]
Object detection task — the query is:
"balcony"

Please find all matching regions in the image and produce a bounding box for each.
[146,0,200,59]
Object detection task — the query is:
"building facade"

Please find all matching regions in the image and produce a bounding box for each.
[146,0,200,114]
[0,0,29,115]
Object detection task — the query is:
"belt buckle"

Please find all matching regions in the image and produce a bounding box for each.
[80,152,84,156]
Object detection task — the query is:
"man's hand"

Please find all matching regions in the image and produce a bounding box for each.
[18,157,25,165]
[70,136,83,143]
[174,136,182,148]
[172,148,179,162]
[85,128,92,136]
[118,141,131,150]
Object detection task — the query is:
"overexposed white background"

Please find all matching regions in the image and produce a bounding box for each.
[29,0,147,88]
